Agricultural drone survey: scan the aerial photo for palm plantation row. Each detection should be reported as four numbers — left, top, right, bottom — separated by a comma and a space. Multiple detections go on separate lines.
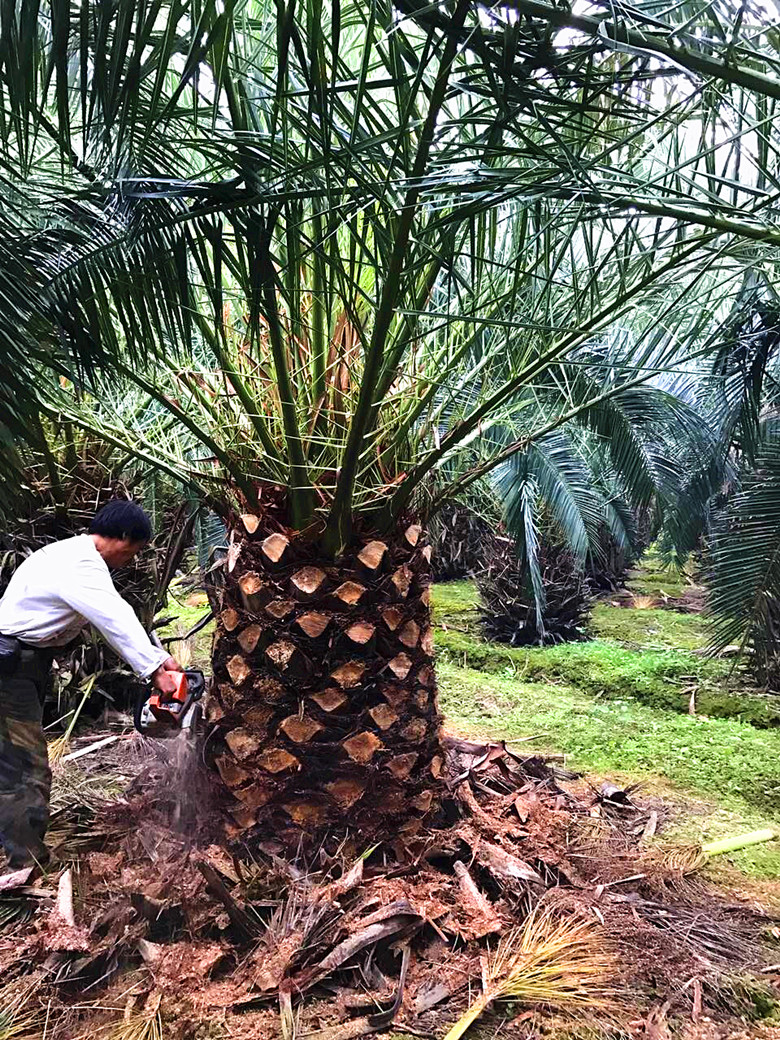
2, 0, 780, 838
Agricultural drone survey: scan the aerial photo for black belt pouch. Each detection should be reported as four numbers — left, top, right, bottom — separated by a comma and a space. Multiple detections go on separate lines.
0, 634, 21, 677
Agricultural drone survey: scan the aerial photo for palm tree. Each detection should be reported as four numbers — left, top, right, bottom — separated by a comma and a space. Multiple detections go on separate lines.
656, 290, 780, 680
474, 340, 710, 640
2, 0, 779, 846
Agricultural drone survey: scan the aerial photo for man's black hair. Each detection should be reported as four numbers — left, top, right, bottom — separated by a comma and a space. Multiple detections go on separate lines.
89, 500, 152, 543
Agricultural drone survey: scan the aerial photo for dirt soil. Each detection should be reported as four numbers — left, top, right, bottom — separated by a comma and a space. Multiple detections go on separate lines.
1, 728, 778, 1040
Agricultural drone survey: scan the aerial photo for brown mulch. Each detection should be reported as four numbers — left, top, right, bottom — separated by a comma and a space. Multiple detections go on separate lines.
0, 731, 778, 1040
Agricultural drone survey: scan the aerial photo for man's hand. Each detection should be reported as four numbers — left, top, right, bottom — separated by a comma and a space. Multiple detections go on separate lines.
151, 656, 183, 695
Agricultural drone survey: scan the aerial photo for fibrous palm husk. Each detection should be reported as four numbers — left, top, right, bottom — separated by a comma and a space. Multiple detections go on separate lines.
478, 535, 591, 646
429, 503, 493, 581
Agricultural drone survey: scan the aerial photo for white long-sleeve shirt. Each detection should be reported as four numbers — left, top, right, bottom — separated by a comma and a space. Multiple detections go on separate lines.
0, 535, 168, 678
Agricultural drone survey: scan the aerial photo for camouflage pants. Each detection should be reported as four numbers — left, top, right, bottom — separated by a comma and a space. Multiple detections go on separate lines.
0, 647, 52, 869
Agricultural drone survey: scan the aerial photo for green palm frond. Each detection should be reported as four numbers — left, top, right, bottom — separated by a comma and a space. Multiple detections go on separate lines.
712, 295, 780, 464
498, 436, 596, 565
707, 438, 780, 677
3, 0, 780, 557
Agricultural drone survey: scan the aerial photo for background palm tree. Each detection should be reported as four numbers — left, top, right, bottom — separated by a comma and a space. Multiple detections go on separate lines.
2, 0, 780, 845
652, 288, 780, 682
472, 341, 708, 641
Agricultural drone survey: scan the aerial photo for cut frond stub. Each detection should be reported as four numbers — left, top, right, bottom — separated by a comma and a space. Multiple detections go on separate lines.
663, 828, 778, 875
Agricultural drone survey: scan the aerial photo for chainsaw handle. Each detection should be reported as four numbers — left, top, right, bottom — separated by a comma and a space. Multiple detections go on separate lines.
134, 670, 206, 735
169, 671, 189, 701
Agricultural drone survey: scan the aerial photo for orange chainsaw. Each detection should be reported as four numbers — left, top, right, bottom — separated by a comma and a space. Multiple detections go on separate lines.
133, 669, 206, 737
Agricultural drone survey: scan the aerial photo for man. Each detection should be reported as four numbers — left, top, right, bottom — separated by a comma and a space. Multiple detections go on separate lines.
0, 500, 181, 871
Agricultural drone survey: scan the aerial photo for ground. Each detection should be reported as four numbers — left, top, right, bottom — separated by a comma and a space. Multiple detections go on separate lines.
3, 552, 779, 1038
432, 560, 780, 883
164, 551, 780, 891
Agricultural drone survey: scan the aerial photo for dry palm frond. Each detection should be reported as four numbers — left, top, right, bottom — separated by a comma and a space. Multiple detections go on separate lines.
442, 908, 617, 1040
48, 674, 98, 766
638, 902, 760, 963
0, 898, 34, 933
0, 980, 44, 1040
46, 780, 114, 860
101, 1010, 164, 1040
663, 828, 778, 874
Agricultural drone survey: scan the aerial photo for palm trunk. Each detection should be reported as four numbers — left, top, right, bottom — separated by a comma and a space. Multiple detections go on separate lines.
206, 513, 445, 849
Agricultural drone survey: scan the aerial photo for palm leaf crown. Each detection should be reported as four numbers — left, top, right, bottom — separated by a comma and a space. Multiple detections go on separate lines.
2, 0, 780, 550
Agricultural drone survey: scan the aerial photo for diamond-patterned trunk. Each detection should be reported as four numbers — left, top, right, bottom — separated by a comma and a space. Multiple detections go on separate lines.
206, 515, 445, 848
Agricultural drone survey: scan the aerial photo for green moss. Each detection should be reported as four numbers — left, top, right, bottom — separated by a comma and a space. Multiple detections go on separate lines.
438, 661, 780, 876
431, 579, 480, 618
719, 976, 780, 1020
431, 579, 481, 633
624, 546, 692, 599
590, 603, 709, 652
435, 629, 780, 729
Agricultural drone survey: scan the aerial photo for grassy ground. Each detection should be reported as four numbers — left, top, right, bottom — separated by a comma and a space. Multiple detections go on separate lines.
437, 660, 780, 879
623, 548, 695, 599
434, 580, 780, 727
432, 573, 780, 884
155, 585, 213, 671
591, 601, 709, 651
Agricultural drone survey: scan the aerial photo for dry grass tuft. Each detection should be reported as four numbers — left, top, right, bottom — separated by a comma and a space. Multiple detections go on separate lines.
630, 594, 658, 610
0, 980, 45, 1040
174, 630, 194, 670
100, 1010, 164, 1040
442, 908, 618, 1040
70, 997, 164, 1040
48, 675, 98, 766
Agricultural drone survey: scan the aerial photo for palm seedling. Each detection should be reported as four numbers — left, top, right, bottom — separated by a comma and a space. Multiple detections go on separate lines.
0, 0, 777, 849
442, 908, 617, 1040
